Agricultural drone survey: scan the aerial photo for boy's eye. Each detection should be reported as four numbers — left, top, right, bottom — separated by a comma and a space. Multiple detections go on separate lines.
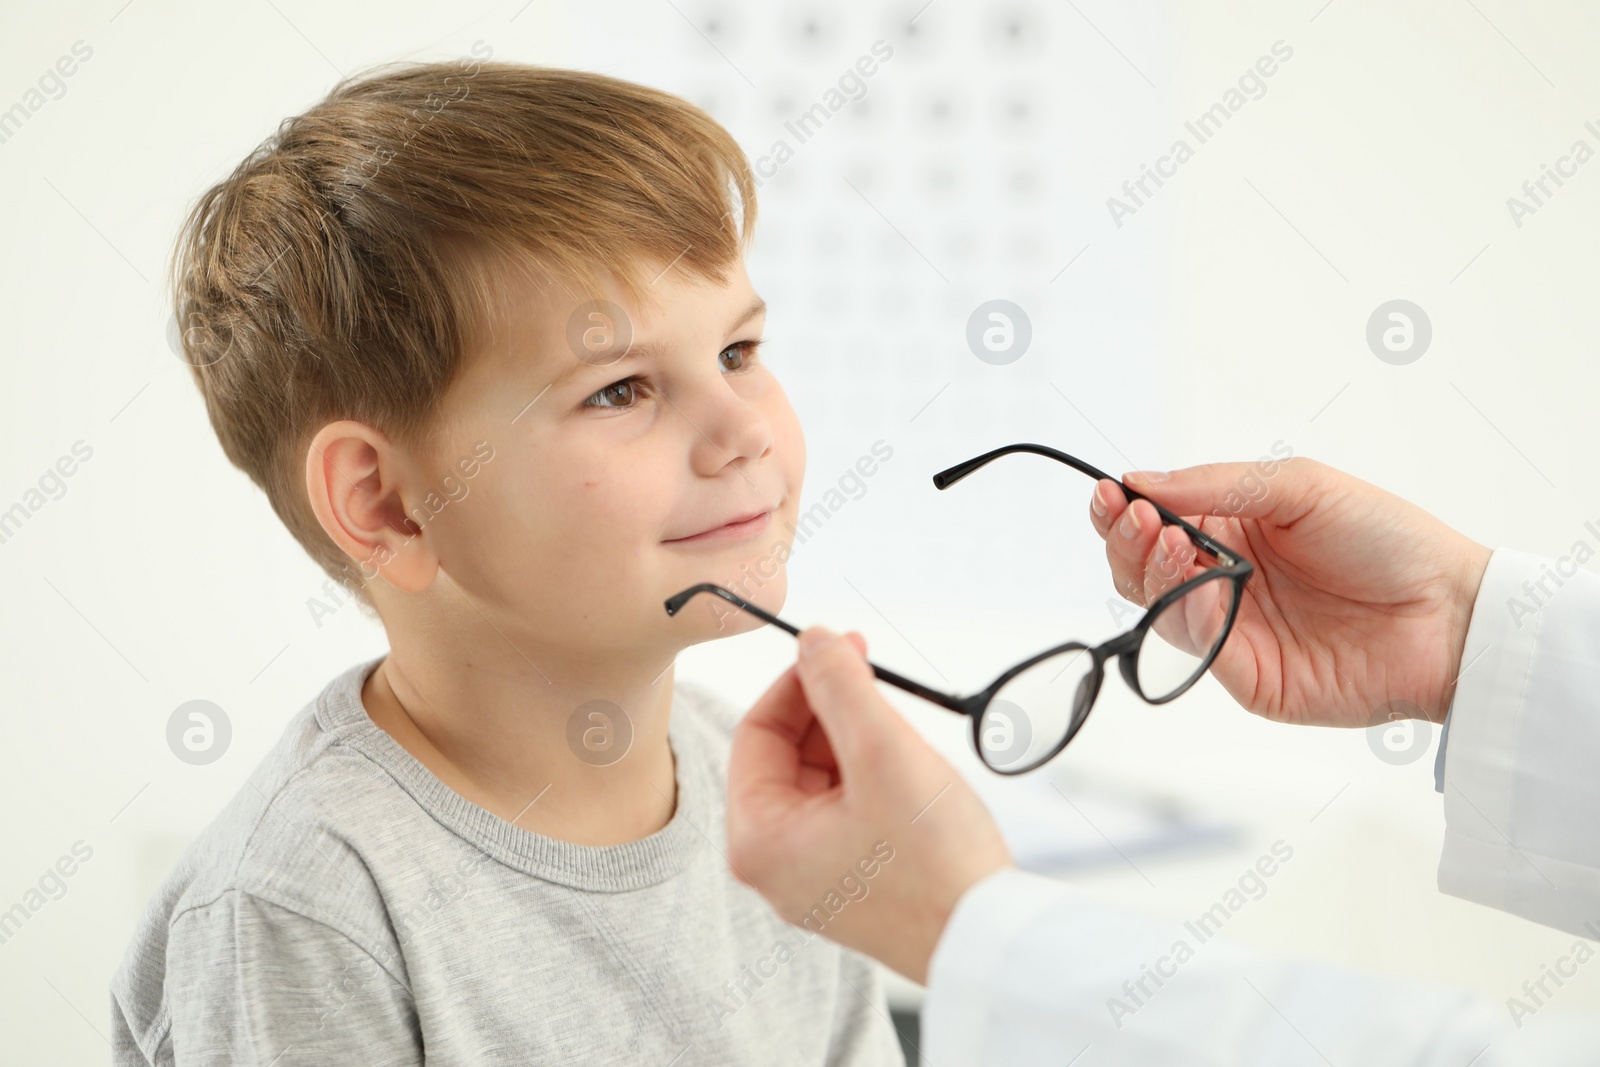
582, 339, 763, 410
719, 339, 761, 372
586, 376, 642, 410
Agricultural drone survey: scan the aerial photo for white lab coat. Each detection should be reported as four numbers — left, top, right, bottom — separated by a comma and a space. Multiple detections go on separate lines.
921, 547, 1600, 1065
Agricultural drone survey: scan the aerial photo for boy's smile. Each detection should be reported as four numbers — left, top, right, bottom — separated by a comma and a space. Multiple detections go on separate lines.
663, 507, 775, 545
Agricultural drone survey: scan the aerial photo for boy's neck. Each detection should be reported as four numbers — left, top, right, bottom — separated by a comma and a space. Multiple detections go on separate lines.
360, 643, 681, 847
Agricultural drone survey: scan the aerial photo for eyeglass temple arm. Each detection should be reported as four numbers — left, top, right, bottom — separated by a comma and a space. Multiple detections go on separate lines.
932, 443, 1249, 570
663, 583, 976, 717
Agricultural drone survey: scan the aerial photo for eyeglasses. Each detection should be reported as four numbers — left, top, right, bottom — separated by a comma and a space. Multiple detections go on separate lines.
664, 443, 1253, 775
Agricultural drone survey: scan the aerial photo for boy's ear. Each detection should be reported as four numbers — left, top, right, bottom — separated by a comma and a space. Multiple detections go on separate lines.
305, 420, 439, 595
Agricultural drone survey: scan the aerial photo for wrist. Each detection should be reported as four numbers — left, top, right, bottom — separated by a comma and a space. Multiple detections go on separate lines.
1437, 540, 1493, 723
894, 858, 1014, 985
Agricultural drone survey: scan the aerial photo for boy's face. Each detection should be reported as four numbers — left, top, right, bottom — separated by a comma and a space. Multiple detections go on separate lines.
410, 254, 805, 656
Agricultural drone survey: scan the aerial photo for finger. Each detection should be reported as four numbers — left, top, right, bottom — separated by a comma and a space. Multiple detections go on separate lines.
1123, 457, 1311, 525
1142, 524, 1202, 602
1089, 478, 1129, 540
797, 714, 838, 774
796, 762, 836, 795
794, 626, 899, 773
794, 632, 864, 776
1105, 497, 1163, 605
728, 662, 810, 805
740, 659, 812, 745
736, 630, 865, 778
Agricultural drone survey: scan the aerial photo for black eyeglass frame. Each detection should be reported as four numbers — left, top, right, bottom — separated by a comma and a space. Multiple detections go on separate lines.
663, 443, 1253, 775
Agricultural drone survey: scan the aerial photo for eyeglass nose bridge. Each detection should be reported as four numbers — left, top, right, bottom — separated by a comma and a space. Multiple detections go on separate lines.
1094, 629, 1147, 701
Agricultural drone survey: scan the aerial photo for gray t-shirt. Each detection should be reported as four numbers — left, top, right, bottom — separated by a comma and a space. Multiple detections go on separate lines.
110, 655, 905, 1066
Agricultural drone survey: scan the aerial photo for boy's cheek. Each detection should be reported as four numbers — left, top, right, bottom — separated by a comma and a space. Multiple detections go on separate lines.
548, 479, 674, 567
767, 396, 807, 496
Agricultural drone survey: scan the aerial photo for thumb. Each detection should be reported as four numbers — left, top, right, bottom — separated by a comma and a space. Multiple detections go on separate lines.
1123, 455, 1314, 524
794, 627, 887, 771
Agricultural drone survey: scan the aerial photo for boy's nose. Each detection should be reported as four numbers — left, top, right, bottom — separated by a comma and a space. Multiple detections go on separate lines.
681, 389, 773, 477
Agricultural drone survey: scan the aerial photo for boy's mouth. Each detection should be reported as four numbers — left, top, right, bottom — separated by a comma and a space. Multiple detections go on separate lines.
663, 505, 776, 545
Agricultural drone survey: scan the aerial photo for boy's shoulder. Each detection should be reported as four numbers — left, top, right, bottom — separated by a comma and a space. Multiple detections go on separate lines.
143, 656, 403, 911
111, 658, 415, 1048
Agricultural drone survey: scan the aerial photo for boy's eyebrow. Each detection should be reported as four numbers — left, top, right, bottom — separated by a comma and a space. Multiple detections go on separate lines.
726, 297, 767, 334
551, 297, 767, 384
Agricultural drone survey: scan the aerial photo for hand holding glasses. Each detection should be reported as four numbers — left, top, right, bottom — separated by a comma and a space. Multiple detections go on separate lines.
665, 443, 1253, 774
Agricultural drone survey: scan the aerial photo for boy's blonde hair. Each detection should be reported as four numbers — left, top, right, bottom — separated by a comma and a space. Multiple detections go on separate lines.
170, 59, 757, 606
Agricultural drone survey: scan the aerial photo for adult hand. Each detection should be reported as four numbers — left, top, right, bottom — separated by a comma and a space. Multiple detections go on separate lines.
1092, 456, 1494, 727
726, 628, 1012, 984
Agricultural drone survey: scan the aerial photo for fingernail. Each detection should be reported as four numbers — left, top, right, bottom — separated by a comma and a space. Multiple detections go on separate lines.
1119, 505, 1142, 540
1125, 470, 1169, 483
800, 628, 838, 659
1091, 483, 1108, 517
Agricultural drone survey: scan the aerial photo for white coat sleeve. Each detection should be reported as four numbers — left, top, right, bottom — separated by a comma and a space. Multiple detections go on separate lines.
1437, 546, 1600, 937
921, 869, 1600, 1066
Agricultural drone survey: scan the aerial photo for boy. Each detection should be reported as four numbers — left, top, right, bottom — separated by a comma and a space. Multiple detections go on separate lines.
110, 56, 905, 1066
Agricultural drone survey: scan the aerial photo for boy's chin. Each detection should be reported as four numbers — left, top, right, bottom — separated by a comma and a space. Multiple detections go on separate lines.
703, 611, 767, 640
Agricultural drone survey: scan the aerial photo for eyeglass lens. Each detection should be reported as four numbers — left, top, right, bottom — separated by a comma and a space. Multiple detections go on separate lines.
977, 647, 1095, 772
1138, 568, 1236, 701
